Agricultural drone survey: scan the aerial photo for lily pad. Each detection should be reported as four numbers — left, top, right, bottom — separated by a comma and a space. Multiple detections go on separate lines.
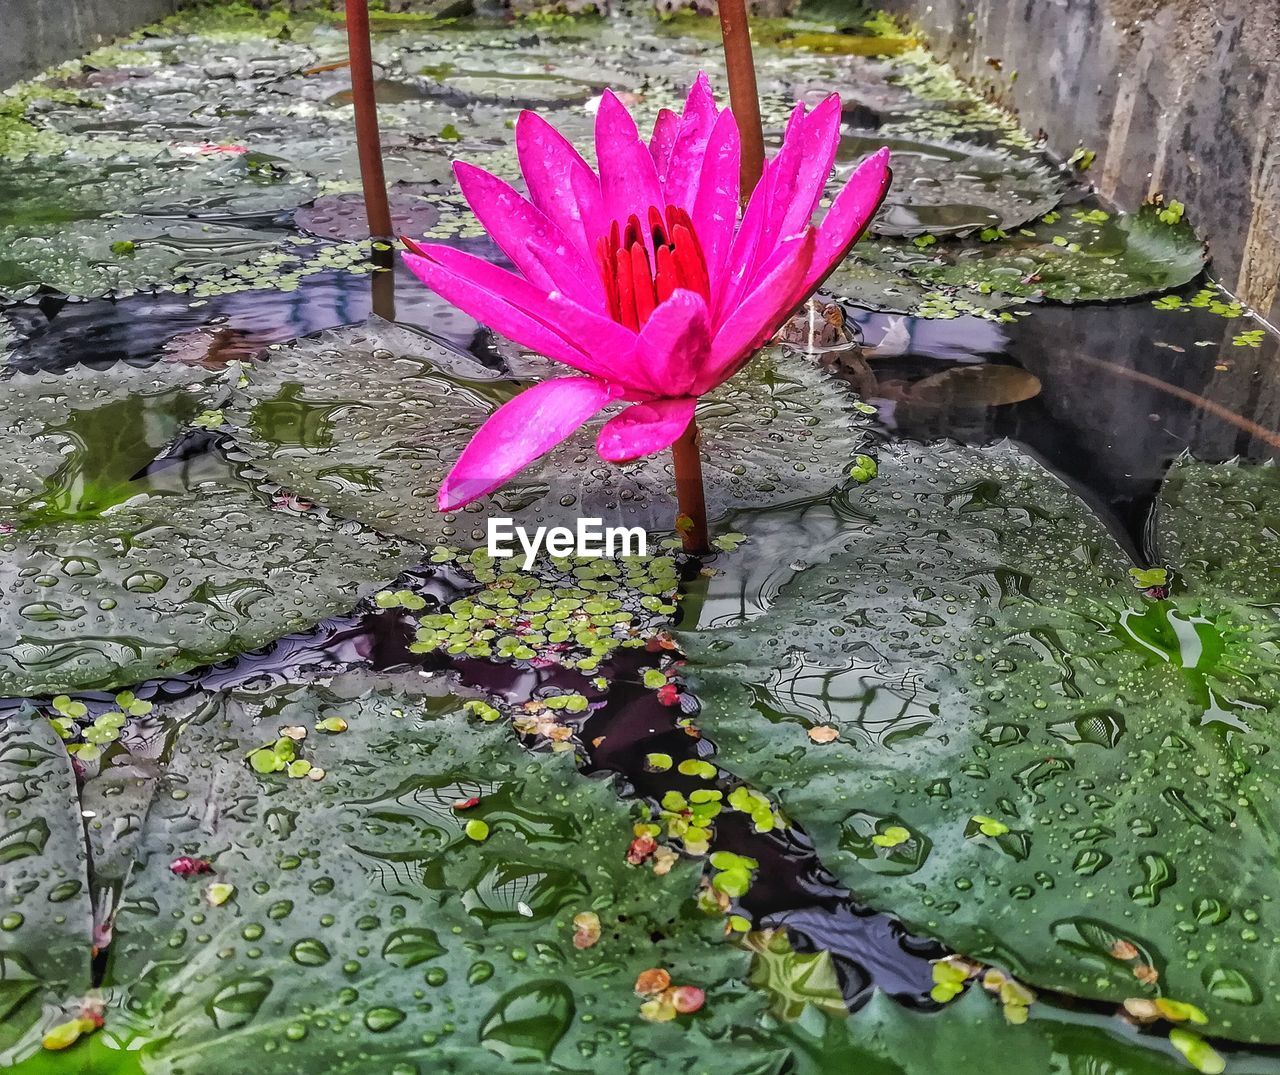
0, 714, 92, 1060
62, 683, 769, 1072
417, 51, 623, 109
0, 363, 414, 695
895, 204, 1207, 303
835, 133, 1067, 238
822, 255, 1023, 319
8, 681, 1276, 1073
294, 185, 441, 242
0, 151, 316, 300
682, 443, 1280, 1043
225, 321, 878, 547
0, 219, 293, 302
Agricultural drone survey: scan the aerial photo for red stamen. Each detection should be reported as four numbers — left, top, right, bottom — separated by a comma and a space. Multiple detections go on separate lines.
614, 244, 639, 331
596, 235, 620, 321
654, 244, 679, 304
596, 204, 712, 327
648, 205, 668, 248
630, 242, 656, 324
671, 224, 710, 301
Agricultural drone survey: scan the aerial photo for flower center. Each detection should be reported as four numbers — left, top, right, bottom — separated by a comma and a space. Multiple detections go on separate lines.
595, 205, 711, 330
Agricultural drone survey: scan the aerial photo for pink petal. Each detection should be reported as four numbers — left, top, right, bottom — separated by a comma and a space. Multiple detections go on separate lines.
711, 105, 807, 321
689, 108, 741, 292
595, 90, 665, 239
539, 290, 666, 397
596, 397, 697, 463
403, 247, 617, 383
761, 102, 808, 235
713, 174, 771, 322
439, 377, 621, 510
650, 108, 680, 183
664, 73, 720, 210
684, 72, 717, 125
454, 162, 605, 312
776, 94, 842, 238
801, 146, 892, 293
635, 289, 712, 397
516, 111, 606, 263
704, 229, 817, 390
714, 112, 859, 324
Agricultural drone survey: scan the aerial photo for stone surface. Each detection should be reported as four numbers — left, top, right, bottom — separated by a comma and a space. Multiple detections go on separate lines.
0, 0, 181, 88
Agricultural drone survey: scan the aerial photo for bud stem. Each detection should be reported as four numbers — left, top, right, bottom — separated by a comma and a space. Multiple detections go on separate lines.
344, 0, 393, 239
717, 0, 765, 199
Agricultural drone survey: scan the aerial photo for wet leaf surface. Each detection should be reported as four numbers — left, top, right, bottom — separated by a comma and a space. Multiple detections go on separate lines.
0, 714, 91, 1060
0, 4, 1277, 1073
0, 363, 415, 695
887, 204, 1207, 303
682, 445, 1280, 1042
55, 682, 772, 1072
225, 321, 879, 544
837, 133, 1067, 238
294, 185, 440, 242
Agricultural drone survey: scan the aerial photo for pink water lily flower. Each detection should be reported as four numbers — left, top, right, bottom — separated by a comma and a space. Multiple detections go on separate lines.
404, 73, 891, 511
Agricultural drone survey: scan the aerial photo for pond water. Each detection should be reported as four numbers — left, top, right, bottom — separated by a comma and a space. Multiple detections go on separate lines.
1, 4, 1278, 1073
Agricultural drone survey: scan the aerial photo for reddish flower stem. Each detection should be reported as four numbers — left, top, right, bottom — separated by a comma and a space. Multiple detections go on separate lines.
672, 418, 710, 554
717, 0, 765, 199
668, 0, 764, 552
667, 0, 765, 554
344, 0, 393, 238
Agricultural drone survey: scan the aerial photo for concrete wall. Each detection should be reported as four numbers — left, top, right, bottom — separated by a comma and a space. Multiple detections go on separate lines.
881, 0, 1280, 325
0, 0, 181, 88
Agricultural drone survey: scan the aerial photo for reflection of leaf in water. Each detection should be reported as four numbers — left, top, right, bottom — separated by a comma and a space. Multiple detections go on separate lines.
479, 980, 575, 1064
461, 862, 588, 928
751, 650, 937, 750
746, 930, 847, 1021
684, 445, 1280, 1042
19, 397, 196, 523
902, 364, 1041, 408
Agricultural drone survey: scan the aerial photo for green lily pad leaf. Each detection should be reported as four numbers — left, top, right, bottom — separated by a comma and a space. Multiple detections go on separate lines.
1159, 458, 1280, 602
682, 442, 1280, 1043
65, 683, 769, 1072
0, 219, 292, 302
227, 321, 878, 546
0, 363, 415, 695
294, 184, 440, 243
822, 255, 1023, 317
0, 154, 317, 300
835, 133, 1068, 238
888, 203, 1206, 303
0, 714, 92, 1058
418, 48, 627, 109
